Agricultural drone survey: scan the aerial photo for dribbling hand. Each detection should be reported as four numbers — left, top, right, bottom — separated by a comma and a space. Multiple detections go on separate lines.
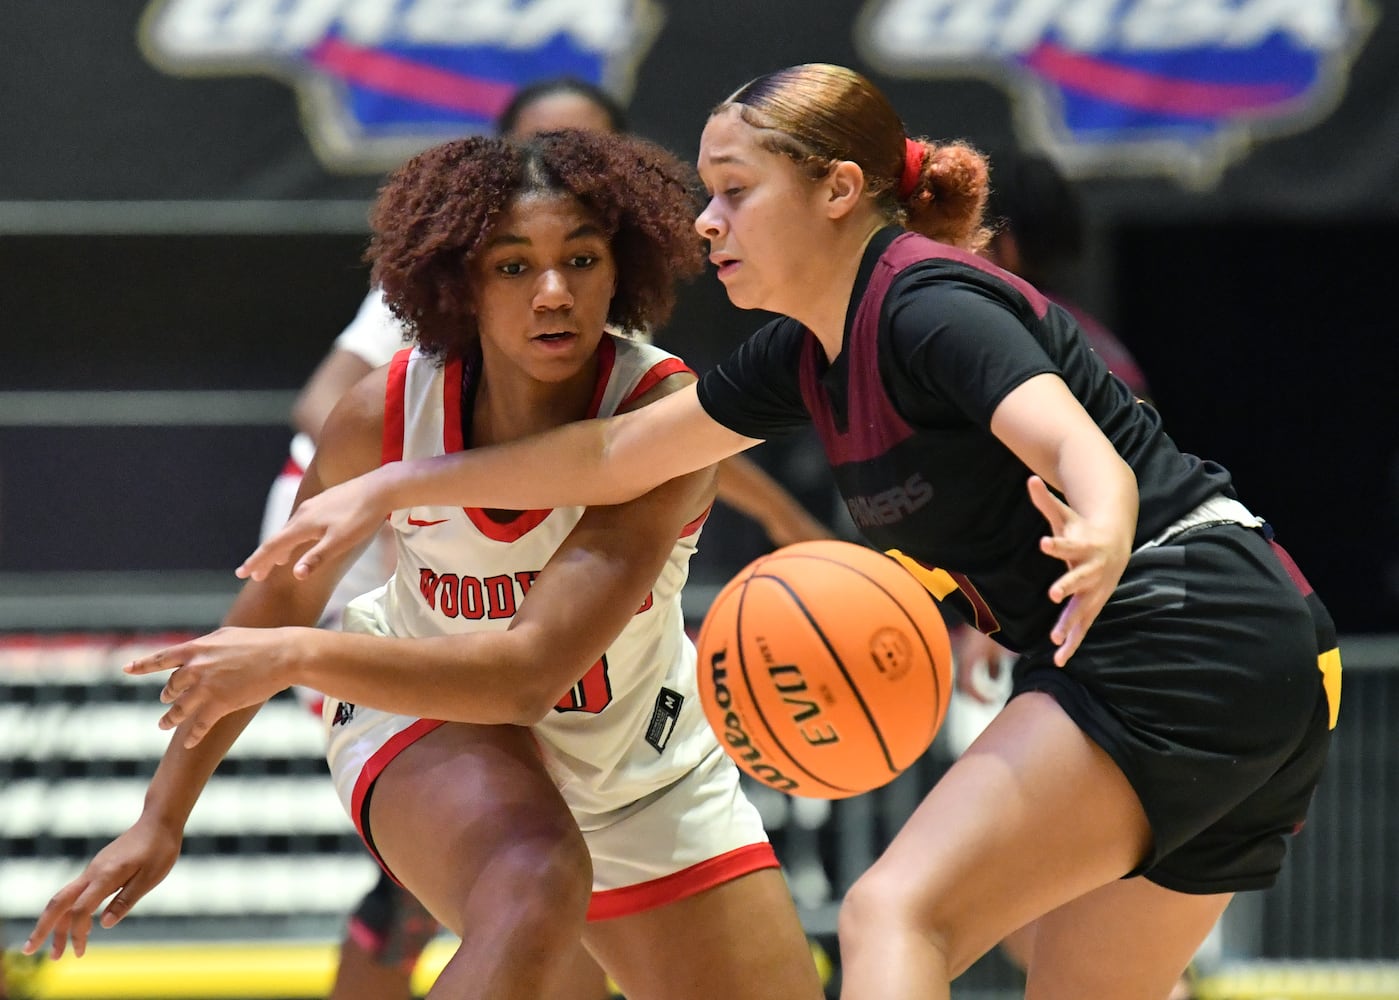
1027, 475, 1130, 667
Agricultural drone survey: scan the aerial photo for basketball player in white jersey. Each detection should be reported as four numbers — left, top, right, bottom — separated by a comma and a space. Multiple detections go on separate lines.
26, 130, 823, 1000
257, 77, 831, 1000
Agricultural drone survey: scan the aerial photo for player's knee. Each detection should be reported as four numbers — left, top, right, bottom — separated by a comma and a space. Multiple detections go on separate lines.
839, 865, 958, 973
496, 823, 593, 919
442, 811, 591, 946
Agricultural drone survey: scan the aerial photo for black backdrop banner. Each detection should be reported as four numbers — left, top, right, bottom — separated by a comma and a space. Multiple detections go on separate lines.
1, 1, 1395, 633
3, 0, 1397, 219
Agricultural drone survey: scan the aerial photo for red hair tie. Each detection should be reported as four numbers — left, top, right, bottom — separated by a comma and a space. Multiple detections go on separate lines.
898, 137, 924, 198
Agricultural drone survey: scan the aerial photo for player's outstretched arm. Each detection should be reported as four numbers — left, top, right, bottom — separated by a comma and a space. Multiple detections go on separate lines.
240, 381, 757, 583
25, 376, 381, 960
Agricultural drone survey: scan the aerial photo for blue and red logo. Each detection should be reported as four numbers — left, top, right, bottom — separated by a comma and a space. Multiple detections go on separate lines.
857, 0, 1376, 184
140, 0, 661, 172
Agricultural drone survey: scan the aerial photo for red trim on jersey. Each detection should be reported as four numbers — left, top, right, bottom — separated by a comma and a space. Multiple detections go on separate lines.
441, 355, 465, 453
586, 842, 779, 921
280, 456, 304, 477
349, 717, 446, 884
679, 504, 711, 539
464, 505, 553, 541
618, 357, 693, 410
382, 349, 413, 465
586, 336, 618, 417
454, 340, 625, 542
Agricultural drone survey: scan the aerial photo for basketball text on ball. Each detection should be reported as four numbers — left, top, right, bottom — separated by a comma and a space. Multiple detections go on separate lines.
707, 646, 800, 793
767, 663, 840, 746
695, 539, 954, 798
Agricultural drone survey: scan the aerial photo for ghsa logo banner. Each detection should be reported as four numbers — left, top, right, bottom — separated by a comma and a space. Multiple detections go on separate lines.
140, 0, 662, 173
857, 0, 1376, 186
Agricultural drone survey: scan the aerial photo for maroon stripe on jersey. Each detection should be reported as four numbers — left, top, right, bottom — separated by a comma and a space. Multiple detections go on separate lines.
381, 348, 413, 465
1268, 539, 1315, 597
799, 238, 921, 464
900, 232, 1051, 319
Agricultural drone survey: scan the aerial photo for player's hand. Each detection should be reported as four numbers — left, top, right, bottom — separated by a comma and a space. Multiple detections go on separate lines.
950, 626, 1015, 704
126, 628, 305, 748
1027, 475, 1130, 667
23, 819, 181, 960
238, 471, 392, 582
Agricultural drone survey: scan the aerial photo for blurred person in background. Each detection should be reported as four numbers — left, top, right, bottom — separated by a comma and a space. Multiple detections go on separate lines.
261, 76, 830, 1000
26, 128, 824, 1000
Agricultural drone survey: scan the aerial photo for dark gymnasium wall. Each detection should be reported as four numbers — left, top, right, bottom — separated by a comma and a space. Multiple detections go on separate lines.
1, 0, 1395, 632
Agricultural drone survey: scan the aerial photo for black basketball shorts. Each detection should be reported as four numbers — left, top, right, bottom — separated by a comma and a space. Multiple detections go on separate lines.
1012, 522, 1335, 894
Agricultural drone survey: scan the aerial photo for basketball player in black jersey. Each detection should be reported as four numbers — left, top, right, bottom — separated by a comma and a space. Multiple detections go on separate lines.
242, 63, 1337, 1000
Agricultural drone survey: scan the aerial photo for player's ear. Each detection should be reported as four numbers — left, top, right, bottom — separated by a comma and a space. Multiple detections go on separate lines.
824, 161, 866, 220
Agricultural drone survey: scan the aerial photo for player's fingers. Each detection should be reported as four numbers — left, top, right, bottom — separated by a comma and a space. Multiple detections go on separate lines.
99, 873, 158, 929
1050, 603, 1084, 665
1038, 534, 1091, 566
1046, 562, 1098, 604
1027, 476, 1071, 533
157, 698, 188, 731
292, 537, 336, 579
125, 646, 182, 677
44, 880, 108, 960
181, 716, 214, 750
236, 530, 309, 581
159, 663, 203, 705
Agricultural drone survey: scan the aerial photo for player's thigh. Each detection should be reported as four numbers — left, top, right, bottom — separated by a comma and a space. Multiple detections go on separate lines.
1026, 876, 1231, 1000
583, 868, 823, 1000
842, 691, 1153, 977
365, 722, 591, 937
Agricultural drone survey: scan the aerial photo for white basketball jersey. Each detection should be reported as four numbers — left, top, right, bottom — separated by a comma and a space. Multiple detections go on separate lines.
342, 335, 716, 823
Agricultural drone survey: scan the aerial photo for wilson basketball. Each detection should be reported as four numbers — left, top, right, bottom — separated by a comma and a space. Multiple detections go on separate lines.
695, 540, 952, 799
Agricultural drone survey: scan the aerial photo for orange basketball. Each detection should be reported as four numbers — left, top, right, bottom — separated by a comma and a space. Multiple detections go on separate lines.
695, 540, 952, 799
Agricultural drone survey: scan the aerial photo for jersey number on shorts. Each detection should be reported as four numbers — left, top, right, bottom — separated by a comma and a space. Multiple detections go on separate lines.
554, 654, 613, 714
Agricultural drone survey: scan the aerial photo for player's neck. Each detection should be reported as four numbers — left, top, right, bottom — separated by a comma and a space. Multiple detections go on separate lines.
470, 363, 599, 448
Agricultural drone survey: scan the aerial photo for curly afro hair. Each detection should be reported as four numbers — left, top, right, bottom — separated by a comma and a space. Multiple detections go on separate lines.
367, 129, 706, 360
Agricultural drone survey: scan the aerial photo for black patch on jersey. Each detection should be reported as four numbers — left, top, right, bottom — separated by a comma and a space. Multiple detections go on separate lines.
332, 701, 356, 727
645, 687, 683, 753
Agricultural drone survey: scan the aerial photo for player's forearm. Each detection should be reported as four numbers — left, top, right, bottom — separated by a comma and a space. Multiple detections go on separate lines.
292, 628, 566, 725
372, 414, 657, 513
140, 705, 262, 827
1056, 433, 1138, 546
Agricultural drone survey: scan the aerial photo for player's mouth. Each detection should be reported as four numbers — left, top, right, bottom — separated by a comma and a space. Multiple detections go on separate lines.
531, 330, 579, 349
710, 254, 741, 279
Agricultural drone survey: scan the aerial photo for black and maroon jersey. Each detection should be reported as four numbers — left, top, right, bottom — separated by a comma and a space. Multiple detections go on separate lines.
697, 227, 1232, 651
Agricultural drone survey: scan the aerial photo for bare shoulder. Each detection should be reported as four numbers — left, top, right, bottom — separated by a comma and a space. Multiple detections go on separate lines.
313, 364, 390, 487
